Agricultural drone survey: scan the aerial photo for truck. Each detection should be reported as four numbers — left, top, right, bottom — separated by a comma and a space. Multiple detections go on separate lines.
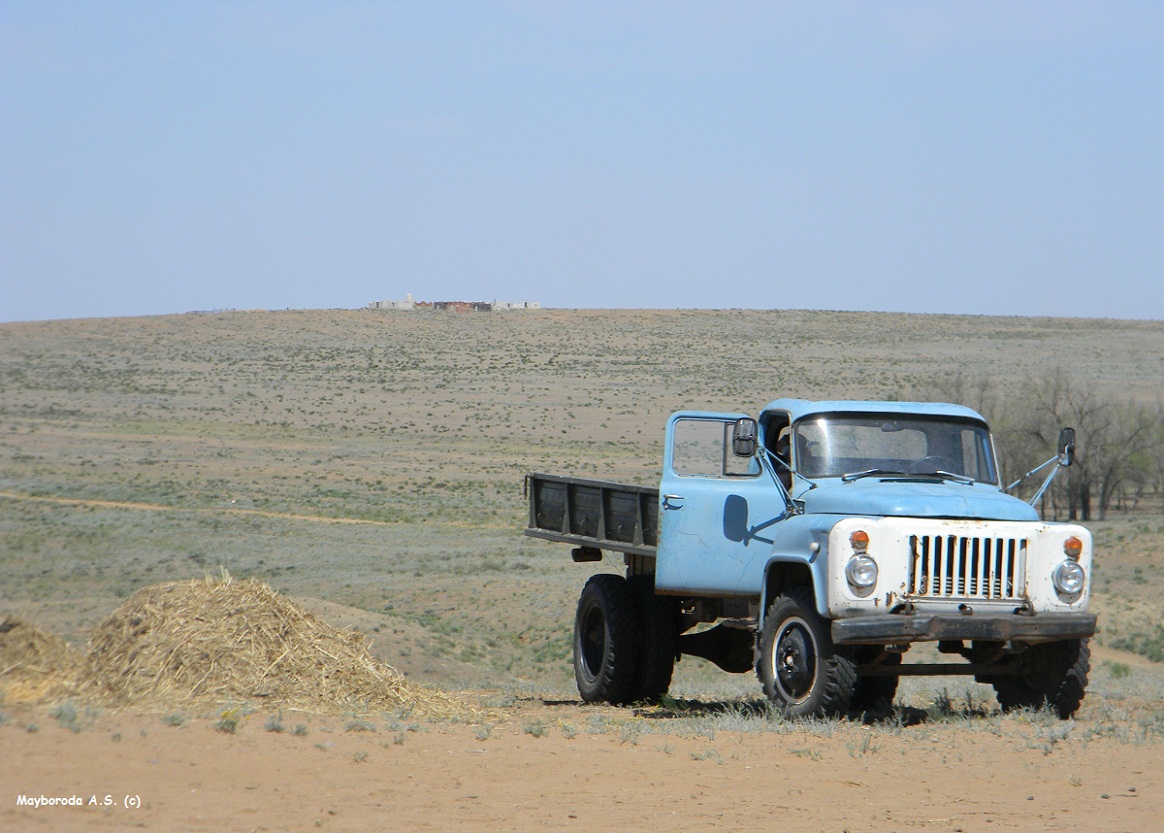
524, 399, 1095, 719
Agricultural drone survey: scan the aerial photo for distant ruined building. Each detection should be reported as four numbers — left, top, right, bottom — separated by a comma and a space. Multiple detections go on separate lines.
367, 294, 541, 312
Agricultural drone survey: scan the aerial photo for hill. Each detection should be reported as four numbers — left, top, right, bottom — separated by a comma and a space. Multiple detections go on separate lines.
2, 308, 1162, 695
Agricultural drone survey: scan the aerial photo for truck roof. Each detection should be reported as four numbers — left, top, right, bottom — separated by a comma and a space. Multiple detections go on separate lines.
760, 398, 988, 424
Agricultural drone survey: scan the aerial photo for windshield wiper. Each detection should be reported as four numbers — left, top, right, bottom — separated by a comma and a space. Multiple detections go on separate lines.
921, 469, 976, 484
841, 468, 908, 482
841, 468, 975, 484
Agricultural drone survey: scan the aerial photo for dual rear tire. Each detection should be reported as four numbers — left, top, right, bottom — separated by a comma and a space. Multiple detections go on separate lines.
990, 639, 1090, 719
573, 574, 677, 705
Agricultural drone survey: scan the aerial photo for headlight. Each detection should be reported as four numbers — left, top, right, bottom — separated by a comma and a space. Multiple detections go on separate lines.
1053, 560, 1085, 595
846, 554, 878, 590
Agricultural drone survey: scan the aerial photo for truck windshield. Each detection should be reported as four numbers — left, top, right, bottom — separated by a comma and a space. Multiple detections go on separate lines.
792, 413, 998, 484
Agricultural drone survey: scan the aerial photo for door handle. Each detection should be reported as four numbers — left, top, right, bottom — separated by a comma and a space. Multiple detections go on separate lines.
662, 494, 685, 510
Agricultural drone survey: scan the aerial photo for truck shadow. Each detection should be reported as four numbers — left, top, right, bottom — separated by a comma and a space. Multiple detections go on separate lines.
536, 696, 997, 726
626, 697, 991, 727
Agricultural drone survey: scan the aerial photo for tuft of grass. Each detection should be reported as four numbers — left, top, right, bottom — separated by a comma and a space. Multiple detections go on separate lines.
690, 746, 722, 762
845, 731, 880, 757
161, 712, 186, 727
789, 747, 822, 760
1106, 660, 1132, 679
616, 720, 644, 746
264, 714, 284, 733
214, 708, 241, 734
292, 723, 309, 737
1108, 625, 1164, 662
49, 702, 96, 734
1025, 722, 1074, 755
586, 714, 612, 735
924, 687, 991, 723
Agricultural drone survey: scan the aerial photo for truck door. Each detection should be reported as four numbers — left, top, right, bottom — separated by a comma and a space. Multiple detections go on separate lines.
655, 412, 789, 595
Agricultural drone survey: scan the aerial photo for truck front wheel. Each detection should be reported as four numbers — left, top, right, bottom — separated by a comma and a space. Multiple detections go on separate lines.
991, 638, 1090, 719
757, 588, 857, 718
574, 574, 640, 705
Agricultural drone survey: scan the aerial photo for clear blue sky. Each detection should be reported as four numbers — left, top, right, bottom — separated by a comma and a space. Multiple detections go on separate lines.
2, 2, 1162, 322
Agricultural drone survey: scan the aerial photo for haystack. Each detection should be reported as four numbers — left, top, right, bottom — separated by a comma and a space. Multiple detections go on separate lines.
0, 615, 86, 704
84, 573, 461, 717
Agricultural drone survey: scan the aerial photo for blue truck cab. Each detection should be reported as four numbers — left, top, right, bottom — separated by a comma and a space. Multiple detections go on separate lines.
525, 399, 1094, 718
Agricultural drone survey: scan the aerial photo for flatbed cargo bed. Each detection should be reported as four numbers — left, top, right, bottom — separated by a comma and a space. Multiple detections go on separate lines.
523, 472, 658, 557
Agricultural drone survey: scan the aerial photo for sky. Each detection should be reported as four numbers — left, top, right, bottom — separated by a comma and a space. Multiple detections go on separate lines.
2, 1, 1162, 323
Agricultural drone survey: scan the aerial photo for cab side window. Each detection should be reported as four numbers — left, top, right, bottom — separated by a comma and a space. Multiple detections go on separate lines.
764, 415, 792, 491
672, 418, 760, 477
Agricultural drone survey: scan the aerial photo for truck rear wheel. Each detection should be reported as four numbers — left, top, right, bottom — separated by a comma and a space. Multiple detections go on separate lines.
991, 638, 1090, 719
628, 575, 678, 702
757, 588, 856, 718
573, 574, 640, 705
850, 648, 900, 718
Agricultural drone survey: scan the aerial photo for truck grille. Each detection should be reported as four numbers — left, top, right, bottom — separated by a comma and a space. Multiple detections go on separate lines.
907, 534, 1027, 600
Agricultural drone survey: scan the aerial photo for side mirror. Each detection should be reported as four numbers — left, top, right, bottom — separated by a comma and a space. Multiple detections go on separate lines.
1058, 427, 1076, 466
732, 418, 758, 457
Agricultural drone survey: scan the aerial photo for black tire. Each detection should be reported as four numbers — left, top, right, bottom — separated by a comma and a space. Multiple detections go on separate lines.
992, 639, 1090, 720
628, 575, 678, 702
757, 587, 857, 718
850, 648, 900, 718
573, 574, 640, 705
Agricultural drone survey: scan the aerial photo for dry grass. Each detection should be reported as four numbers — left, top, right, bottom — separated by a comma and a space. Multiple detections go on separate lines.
0, 615, 86, 704
3, 574, 469, 719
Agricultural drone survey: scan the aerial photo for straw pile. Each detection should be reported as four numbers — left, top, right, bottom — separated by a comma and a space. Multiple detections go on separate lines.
0, 615, 86, 704
82, 573, 463, 717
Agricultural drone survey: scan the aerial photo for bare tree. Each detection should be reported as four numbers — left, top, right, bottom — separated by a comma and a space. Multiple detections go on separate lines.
913, 369, 1164, 521
1029, 371, 1101, 520
917, 370, 1002, 424
1030, 371, 1164, 521
1092, 399, 1163, 519
1155, 416, 1164, 515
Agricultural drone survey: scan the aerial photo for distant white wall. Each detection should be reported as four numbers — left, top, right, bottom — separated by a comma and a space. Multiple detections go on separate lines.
492, 300, 542, 311
370, 294, 541, 311
368, 293, 415, 310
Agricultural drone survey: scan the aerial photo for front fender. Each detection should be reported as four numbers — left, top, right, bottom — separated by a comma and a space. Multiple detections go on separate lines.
759, 516, 840, 624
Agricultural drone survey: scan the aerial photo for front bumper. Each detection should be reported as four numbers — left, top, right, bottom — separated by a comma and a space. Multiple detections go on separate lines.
831, 611, 1097, 645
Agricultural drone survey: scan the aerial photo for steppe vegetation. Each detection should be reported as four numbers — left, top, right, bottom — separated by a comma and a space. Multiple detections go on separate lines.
2, 307, 1163, 708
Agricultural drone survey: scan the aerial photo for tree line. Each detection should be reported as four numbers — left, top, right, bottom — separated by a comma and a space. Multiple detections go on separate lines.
919, 370, 1164, 522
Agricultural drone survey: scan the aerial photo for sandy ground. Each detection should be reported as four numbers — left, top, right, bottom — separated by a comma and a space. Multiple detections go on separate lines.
2, 697, 1160, 833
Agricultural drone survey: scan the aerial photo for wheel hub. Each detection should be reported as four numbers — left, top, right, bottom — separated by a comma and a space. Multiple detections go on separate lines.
774, 620, 816, 702
580, 608, 606, 678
